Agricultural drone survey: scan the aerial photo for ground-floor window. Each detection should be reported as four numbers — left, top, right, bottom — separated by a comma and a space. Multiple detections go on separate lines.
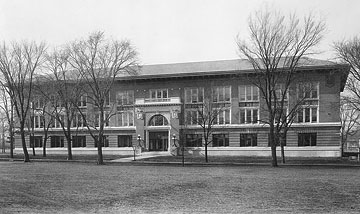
298, 133, 317, 146
30, 136, 42, 147
94, 135, 109, 147
118, 135, 132, 147
240, 133, 257, 147
51, 136, 64, 148
72, 136, 86, 147
268, 133, 287, 147
185, 134, 202, 147
212, 134, 229, 147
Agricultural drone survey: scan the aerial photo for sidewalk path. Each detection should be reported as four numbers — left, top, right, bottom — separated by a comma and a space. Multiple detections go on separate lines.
110, 151, 171, 162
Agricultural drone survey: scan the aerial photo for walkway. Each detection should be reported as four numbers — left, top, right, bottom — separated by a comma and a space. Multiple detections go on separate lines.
110, 151, 170, 162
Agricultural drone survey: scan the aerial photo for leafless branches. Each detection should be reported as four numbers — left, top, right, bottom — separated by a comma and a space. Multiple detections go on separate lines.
236, 8, 325, 166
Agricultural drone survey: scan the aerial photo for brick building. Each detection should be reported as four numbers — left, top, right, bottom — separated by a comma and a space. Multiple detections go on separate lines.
14, 58, 349, 157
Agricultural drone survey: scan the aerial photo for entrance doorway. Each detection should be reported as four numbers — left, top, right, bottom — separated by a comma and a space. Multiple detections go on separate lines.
149, 131, 168, 151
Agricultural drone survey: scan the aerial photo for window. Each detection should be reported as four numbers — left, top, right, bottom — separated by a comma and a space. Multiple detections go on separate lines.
239, 85, 259, 102
150, 89, 168, 101
95, 113, 110, 127
78, 95, 87, 107
32, 115, 45, 128
117, 111, 134, 126
299, 82, 318, 99
105, 92, 110, 106
239, 85, 259, 124
298, 133, 317, 146
212, 134, 229, 147
213, 108, 231, 125
185, 134, 202, 147
212, 86, 231, 103
185, 88, 204, 103
30, 136, 42, 148
50, 136, 64, 147
185, 110, 200, 125
94, 135, 109, 147
118, 135, 132, 147
55, 115, 64, 128
73, 113, 86, 128
297, 82, 319, 123
72, 136, 86, 147
148, 115, 168, 126
240, 133, 257, 147
116, 90, 134, 106
268, 133, 286, 147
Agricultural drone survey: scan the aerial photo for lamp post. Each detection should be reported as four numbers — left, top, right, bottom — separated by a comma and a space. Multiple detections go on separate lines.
132, 134, 142, 161
172, 134, 184, 167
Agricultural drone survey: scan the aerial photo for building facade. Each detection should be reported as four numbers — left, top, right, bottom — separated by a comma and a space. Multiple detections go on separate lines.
14, 58, 349, 157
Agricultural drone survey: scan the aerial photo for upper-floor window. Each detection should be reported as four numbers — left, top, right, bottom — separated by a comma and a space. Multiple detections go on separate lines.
213, 108, 231, 125
78, 95, 87, 107
150, 89, 168, 101
116, 90, 134, 106
148, 114, 168, 126
117, 111, 134, 127
239, 85, 259, 103
212, 86, 231, 103
32, 99, 44, 110
185, 88, 204, 103
297, 82, 319, 123
95, 112, 109, 127
73, 113, 86, 128
105, 92, 110, 106
239, 85, 259, 124
298, 82, 318, 99
32, 115, 44, 128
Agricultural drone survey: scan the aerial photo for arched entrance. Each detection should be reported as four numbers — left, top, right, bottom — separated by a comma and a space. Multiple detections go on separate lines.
148, 114, 169, 151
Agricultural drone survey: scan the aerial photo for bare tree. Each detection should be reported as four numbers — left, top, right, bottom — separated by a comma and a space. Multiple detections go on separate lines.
237, 9, 325, 167
334, 37, 360, 111
340, 97, 359, 156
183, 87, 228, 163
43, 50, 84, 160
0, 41, 46, 162
0, 86, 14, 157
66, 32, 139, 165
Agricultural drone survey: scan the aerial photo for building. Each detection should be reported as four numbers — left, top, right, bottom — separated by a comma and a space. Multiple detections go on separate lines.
14, 58, 349, 157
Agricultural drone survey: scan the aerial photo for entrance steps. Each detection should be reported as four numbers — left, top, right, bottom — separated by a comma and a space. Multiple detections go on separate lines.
110, 151, 170, 162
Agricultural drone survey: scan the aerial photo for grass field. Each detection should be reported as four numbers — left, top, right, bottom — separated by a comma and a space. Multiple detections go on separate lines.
1, 162, 360, 213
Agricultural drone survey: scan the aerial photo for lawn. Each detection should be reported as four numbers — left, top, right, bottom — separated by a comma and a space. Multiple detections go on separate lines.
1, 162, 360, 213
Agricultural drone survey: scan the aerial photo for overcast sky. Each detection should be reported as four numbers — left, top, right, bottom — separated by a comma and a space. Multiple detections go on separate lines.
0, 0, 359, 65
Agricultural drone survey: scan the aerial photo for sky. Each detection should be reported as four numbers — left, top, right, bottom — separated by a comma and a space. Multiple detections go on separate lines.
0, 0, 359, 65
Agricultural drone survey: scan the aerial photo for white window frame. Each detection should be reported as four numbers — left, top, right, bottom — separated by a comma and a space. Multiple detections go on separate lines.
239, 85, 260, 124
212, 86, 231, 103
185, 87, 204, 104
297, 82, 319, 123
150, 89, 168, 101
117, 111, 134, 127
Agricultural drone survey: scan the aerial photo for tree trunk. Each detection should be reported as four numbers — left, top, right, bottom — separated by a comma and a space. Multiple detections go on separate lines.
97, 137, 104, 165
66, 126, 72, 160
269, 126, 278, 167
205, 142, 208, 163
281, 144, 285, 164
32, 136, 35, 156
20, 126, 30, 162
43, 136, 47, 157
9, 129, 14, 158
